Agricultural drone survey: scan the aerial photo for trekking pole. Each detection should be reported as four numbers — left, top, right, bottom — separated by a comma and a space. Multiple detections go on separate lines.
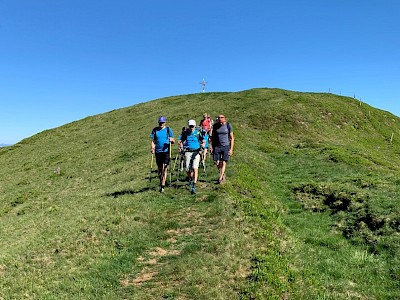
172, 151, 179, 187
149, 153, 154, 183
169, 142, 172, 186
201, 150, 207, 181
172, 152, 179, 175
177, 151, 183, 183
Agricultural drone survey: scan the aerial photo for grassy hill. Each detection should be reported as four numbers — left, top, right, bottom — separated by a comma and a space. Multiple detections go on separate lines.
1, 88, 400, 299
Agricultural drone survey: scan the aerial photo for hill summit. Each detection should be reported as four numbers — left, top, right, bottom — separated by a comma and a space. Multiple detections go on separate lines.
1, 88, 400, 299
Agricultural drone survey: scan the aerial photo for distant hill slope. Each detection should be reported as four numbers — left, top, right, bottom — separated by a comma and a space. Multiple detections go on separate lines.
4, 88, 400, 171
1, 88, 400, 299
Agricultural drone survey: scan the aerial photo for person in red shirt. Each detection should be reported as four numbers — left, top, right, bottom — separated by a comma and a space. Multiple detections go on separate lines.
200, 113, 213, 135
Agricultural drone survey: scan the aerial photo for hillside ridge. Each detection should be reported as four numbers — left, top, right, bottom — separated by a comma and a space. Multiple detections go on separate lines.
1, 88, 400, 299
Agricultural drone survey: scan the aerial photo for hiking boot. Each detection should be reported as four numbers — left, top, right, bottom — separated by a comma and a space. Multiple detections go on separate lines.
191, 187, 196, 194
159, 187, 165, 193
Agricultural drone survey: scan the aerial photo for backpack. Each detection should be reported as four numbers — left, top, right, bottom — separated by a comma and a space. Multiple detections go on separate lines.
226, 122, 232, 135
182, 128, 203, 150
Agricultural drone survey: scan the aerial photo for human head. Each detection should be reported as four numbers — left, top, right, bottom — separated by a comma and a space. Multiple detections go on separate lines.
217, 114, 226, 124
158, 116, 166, 127
188, 119, 196, 129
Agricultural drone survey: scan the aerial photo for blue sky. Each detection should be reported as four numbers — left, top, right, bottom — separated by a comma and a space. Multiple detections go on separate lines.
1, 0, 399, 144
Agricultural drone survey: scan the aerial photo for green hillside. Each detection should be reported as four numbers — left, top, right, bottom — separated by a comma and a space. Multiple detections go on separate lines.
1, 88, 400, 299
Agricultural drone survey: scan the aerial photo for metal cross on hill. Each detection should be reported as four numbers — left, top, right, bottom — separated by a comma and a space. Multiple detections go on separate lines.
200, 78, 208, 93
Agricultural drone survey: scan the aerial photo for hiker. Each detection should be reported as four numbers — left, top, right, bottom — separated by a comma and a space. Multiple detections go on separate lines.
210, 114, 234, 184
179, 119, 205, 194
199, 113, 213, 135
200, 128, 210, 170
177, 126, 187, 172
150, 116, 175, 192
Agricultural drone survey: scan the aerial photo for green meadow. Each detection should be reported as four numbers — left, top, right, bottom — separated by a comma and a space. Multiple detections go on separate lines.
1, 88, 399, 299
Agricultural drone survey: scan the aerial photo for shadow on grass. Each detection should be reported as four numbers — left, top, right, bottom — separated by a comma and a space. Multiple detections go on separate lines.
105, 183, 192, 198
106, 176, 219, 198
105, 187, 153, 198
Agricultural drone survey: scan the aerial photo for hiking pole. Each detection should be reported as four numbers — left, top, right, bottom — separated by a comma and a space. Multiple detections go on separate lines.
172, 152, 179, 175
177, 147, 186, 183
169, 142, 172, 186
203, 166, 208, 184
176, 150, 183, 183
202, 160, 207, 179
201, 150, 207, 181
172, 151, 179, 188
149, 153, 154, 183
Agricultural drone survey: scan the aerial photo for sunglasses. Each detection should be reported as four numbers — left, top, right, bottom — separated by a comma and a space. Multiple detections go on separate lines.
218, 116, 225, 119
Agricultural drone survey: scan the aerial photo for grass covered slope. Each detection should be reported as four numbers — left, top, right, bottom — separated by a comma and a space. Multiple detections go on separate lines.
1, 88, 400, 299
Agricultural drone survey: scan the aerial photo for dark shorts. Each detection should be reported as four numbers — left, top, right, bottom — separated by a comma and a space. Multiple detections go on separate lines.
155, 152, 170, 167
213, 145, 229, 162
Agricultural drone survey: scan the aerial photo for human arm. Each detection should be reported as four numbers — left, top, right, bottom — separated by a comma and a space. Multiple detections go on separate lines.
199, 133, 206, 149
168, 127, 175, 144
178, 131, 187, 151
228, 132, 234, 156
200, 139, 206, 149
209, 129, 215, 154
151, 140, 155, 154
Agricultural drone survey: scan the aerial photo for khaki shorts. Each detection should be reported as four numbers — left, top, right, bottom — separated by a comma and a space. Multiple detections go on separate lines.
185, 151, 200, 171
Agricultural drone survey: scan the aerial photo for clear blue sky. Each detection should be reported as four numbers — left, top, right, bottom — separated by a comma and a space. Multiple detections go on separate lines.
1, 0, 399, 144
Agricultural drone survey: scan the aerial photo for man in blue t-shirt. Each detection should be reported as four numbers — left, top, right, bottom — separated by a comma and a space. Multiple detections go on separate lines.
179, 119, 205, 194
150, 116, 175, 192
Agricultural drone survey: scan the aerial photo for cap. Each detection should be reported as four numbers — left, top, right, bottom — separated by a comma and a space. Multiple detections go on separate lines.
188, 119, 196, 126
158, 116, 166, 123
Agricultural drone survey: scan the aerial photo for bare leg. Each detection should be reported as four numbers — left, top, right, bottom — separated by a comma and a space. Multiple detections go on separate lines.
186, 169, 192, 182
158, 166, 162, 183
217, 160, 226, 183
180, 155, 184, 172
161, 164, 168, 186
202, 149, 207, 166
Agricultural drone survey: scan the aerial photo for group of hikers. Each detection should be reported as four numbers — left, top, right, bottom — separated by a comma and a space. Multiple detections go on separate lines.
150, 113, 234, 194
